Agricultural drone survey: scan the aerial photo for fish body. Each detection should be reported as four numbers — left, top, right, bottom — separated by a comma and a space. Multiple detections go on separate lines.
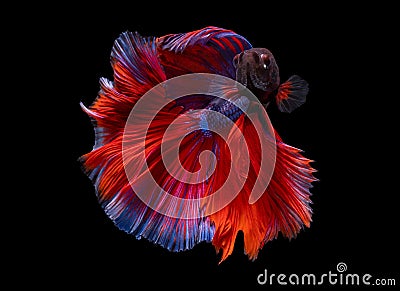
80, 27, 316, 262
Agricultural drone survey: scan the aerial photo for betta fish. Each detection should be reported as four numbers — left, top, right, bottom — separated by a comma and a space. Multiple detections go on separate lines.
80, 26, 317, 263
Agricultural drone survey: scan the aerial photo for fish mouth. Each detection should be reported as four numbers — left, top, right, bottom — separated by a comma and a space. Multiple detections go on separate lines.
236, 65, 270, 91
248, 70, 270, 91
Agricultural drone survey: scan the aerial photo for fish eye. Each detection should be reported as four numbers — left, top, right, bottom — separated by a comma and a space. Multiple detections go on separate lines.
261, 54, 270, 69
263, 59, 271, 70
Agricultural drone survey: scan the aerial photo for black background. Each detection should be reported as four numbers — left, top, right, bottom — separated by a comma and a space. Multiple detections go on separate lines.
32, 3, 398, 289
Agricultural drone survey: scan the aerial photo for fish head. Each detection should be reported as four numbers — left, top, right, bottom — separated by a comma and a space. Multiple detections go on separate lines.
233, 48, 280, 96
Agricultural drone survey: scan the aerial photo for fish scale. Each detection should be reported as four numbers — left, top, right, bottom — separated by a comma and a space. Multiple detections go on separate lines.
199, 96, 249, 137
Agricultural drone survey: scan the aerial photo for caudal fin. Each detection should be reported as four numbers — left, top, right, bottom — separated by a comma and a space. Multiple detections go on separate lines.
80, 32, 218, 252
211, 121, 316, 262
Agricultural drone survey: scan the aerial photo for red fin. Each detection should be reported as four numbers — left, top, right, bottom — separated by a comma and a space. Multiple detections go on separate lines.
276, 75, 309, 113
111, 32, 166, 98
156, 26, 252, 79
81, 32, 166, 147
81, 96, 222, 252
80, 32, 218, 251
211, 114, 316, 263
